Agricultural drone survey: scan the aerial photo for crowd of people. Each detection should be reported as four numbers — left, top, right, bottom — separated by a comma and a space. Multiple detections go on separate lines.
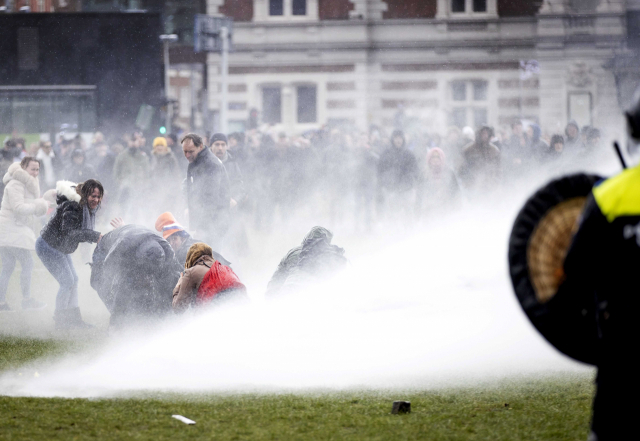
0, 118, 602, 327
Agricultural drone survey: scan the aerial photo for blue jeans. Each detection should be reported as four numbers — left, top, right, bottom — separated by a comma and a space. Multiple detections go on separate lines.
35, 237, 79, 311
0, 247, 33, 303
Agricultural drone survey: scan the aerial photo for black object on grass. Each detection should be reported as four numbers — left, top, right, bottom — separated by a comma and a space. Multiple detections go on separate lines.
391, 401, 411, 414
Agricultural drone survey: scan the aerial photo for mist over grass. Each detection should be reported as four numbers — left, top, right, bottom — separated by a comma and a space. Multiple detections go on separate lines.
0, 149, 622, 399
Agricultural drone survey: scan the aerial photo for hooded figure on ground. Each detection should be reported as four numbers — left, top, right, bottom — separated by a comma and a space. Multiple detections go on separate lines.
155, 212, 230, 270
172, 242, 246, 312
90, 224, 180, 326
37, 179, 109, 329
0, 158, 49, 311
265, 226, 347, 297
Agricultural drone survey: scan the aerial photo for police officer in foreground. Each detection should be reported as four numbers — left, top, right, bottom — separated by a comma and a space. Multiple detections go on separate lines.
557, 97, 640, 440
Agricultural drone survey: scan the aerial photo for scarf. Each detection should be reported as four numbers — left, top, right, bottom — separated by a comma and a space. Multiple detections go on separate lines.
82, 204, 97, 230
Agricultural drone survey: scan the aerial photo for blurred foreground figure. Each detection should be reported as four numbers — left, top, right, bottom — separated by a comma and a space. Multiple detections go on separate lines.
154, 212, 230, 269
508, 96, 640, 441
557, 101, 640, 441
90, 225, 180, 327
172, 242, 246, 312
266, 226, 347, 297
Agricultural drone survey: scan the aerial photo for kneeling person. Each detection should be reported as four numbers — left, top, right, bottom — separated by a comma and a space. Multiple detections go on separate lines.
173, 242, 246, 312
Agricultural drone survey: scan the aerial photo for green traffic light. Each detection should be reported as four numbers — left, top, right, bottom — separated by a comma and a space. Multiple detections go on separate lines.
159, 126, 167, 134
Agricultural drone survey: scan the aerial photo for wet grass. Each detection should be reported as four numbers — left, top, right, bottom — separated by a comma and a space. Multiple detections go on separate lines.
0, 336, 595, 440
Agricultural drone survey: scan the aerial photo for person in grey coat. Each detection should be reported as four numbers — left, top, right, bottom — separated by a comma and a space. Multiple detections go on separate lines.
181, 133, 231, 253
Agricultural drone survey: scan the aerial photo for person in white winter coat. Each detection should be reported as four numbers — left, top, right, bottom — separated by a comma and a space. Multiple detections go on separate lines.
0, 157, 50, 311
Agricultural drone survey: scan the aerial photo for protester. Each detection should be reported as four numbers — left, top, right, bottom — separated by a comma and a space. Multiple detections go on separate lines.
525, 124, 550, 162
36, 141, 57, 190
36, 179, 117, 329
172, 242, 245, 312
0, 158, 49, 311
154, 211, 230, 269
458, 126, 501, 191
564, 120, 583, 153
182, 133, 231, 252
150, 137, 180, 213
377, 130, 419, 222
113, 133, 150, 223
416, 148, 460, 217
265, 226, 347, 297
66, 149, 96, 183
91, 224, 179, 326
210, 133, 249, 257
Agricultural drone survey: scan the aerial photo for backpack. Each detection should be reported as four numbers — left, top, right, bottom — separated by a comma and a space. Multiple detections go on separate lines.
196, 261, 246, 305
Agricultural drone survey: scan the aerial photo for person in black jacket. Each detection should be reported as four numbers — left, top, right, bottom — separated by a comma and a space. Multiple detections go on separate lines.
90, 224, 180, 327
181, 133, 231, 253
36, 179, 119, 329
377, 130, 419, 223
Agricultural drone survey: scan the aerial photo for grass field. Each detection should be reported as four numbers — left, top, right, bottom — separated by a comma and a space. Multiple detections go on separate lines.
0, 336, 595, 441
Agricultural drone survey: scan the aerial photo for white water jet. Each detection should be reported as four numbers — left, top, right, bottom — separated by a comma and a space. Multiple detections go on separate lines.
0, 188, 595, 398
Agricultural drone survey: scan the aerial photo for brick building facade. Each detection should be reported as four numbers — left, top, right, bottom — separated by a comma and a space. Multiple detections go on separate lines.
202, 0, 632, 139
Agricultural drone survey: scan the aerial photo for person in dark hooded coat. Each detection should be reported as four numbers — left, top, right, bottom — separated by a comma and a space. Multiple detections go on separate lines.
266, 226, 347, 297
564, 120, 584, 154
525, 123, 550, 162
458, 125, 501, 191
90, 224, 181, 326
377, 130, 419, 221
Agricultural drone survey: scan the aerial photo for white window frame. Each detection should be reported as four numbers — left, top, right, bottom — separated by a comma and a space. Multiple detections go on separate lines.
254, 0, 318, 21
436, 0, 497, 19
449, 80, 489, 128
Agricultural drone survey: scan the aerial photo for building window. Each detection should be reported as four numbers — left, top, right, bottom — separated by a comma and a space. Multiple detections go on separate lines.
262, 0, 312, 19
451, 0, 465, 13
269, 0, 284, 16
444, 0, 495, 16
473, 0, 486, 12
449, 80, 488, 128
292, 0, 307, 15
262, 87, 282, 124
297, 85, 316, 123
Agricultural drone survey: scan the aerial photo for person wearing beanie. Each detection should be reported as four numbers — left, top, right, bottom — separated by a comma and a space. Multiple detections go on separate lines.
154, 212, 230, 269
150, 138, 180, 214
210, 133, 228, 147
153, 137, 167, 149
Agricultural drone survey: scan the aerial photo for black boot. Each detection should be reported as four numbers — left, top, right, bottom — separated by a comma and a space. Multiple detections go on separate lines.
68, 307, 94, 329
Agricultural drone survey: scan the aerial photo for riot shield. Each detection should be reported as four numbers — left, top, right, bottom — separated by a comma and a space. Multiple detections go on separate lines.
508, 173, 603, 364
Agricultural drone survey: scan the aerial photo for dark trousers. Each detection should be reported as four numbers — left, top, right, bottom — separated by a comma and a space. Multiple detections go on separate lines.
35, 237, 79, 311
591, 365, 635, 440
0, 247, 33, 303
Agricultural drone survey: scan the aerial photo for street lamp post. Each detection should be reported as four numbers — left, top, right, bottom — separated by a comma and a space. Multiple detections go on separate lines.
160, 34, 179, 134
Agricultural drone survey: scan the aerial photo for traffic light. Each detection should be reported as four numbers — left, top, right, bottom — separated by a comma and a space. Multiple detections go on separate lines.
159, 126, 167, 135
